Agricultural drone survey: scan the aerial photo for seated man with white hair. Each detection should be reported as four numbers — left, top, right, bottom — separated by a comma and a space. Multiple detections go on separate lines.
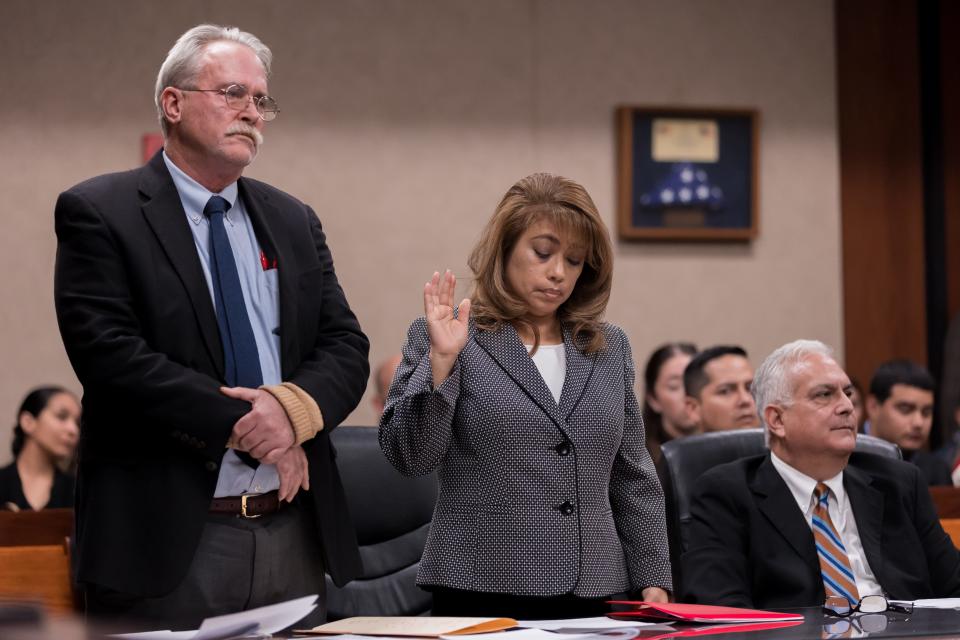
680, 339, 960, 608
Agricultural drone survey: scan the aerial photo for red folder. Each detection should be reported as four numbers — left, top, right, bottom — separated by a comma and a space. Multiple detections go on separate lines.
606, 601, 804, 624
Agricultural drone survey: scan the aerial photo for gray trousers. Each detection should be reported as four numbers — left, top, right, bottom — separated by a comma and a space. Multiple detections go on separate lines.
86, 500, 327, 632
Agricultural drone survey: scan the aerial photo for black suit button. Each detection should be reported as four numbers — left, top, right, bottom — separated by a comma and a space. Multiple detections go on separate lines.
559, 500, 575, 516
205, 461, 219, 472
555, 441, 571, 456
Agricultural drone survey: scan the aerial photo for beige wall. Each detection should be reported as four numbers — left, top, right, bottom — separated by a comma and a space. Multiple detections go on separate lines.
0, 0, 840, 464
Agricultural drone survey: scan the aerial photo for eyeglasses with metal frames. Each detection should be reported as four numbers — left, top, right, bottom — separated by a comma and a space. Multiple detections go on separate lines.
179, 83, 279, 121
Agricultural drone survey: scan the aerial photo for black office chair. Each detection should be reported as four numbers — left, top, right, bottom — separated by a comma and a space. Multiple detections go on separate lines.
324, 427, 438, 619
659, 428, 900, 592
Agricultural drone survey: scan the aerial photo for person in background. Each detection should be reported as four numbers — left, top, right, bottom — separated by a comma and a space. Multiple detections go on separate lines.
0, 386, 80, 511
371, 353, 403, 416
380, 173, 672, 619
940, 311, 960, 459
642, 342, 698, 473
949, 397, 960, 486
866, 359, 950, 486
849, 377, 866, 433
683, 345, 759, 432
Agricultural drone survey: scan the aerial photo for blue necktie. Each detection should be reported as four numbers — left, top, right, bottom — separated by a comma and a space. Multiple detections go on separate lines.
204, 195, 262, 468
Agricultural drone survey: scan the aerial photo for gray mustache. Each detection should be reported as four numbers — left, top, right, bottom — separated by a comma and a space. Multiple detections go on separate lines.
226, 124, 264, 146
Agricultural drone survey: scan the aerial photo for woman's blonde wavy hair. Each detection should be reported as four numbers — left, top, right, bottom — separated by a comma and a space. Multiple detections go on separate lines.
467, 173, 613, 354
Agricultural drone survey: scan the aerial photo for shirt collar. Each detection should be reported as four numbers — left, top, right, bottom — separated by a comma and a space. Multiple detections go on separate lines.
770, 450, 845, 515
162, 150, 239, 225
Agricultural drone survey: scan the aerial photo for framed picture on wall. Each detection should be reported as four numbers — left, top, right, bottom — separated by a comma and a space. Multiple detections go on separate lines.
617, 106, 759, 241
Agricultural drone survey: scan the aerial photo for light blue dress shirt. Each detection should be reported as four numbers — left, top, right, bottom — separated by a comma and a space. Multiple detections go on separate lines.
163, 152, 280, 497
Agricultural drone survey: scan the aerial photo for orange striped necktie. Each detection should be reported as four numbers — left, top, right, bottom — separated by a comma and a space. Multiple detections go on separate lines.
812, 482, 860, 605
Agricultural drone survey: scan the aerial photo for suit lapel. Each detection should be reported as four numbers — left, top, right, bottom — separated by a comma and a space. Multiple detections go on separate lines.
139, 152, 224, 377
557, 325, 596, 421
238, 179, 299, 376
845, 464, 885, 581
472, 324, 568, 434
753, 454, 820, 562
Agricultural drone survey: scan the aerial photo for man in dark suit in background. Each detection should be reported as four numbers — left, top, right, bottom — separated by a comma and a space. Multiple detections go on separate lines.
866, 359, 951, 486
681, 339, 960, 608
54, 24, 368, 628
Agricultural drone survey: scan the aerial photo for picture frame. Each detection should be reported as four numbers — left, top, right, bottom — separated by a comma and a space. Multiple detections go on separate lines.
617, 106, 759, 241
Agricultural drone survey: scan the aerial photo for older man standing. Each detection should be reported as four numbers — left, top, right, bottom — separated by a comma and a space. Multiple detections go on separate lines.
54, 25, 368, 628
680, 340, 960, 608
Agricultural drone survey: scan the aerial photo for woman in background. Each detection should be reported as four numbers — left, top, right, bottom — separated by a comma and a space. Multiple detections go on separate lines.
0, 386, 80, 511
642, 342, 698, 473
380, 173, 671, 618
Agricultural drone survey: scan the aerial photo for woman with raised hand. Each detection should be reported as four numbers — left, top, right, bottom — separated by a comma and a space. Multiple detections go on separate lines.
1, 386, 80, 511
379, 173, 671, 618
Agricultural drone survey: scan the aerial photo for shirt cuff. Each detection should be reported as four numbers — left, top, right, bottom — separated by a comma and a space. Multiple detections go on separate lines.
260, 382, 325, 445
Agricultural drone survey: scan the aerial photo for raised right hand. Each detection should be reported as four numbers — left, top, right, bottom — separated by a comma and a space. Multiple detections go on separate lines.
424, 270, 471, 386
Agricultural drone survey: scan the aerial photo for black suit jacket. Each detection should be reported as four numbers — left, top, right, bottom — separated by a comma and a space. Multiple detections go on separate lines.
680, 452, 960, 608
54, 151, 369, 597
904, 450, 952, 487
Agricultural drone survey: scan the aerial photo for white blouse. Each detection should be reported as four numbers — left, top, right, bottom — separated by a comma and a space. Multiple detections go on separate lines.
527, 343, 566, 403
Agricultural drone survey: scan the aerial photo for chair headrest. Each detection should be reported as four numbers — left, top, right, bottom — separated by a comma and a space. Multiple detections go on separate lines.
660, 428, 900, 548
330, 427, 438, 545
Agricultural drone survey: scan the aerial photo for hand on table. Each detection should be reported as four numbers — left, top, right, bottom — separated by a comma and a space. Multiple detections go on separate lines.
641, 586, 670, 603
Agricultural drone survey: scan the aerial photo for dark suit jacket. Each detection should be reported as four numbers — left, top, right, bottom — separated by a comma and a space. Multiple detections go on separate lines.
54, 151, 369, 597
379, 318, 672, 598
904, 449, 952, 486
680, 452, 960, 608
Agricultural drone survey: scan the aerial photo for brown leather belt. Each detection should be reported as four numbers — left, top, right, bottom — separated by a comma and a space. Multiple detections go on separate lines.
210, 491, 280, 518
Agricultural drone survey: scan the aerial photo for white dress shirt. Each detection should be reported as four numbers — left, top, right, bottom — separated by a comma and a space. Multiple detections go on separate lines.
770, 451, 883, 598
163, 151, 281, 497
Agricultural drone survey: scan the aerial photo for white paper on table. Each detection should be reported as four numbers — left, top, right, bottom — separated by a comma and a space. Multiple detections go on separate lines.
306, 635, 416, 640
909, 598, 960, 609
518, 617, 658, 632
461, 628, 643, 640
111, 632, 199, 640
112, 594, 318, 640
112, 624, 256, 640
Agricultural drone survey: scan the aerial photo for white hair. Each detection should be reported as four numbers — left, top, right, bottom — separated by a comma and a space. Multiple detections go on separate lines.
155, 24, 272, 137
753, 339, 835, 439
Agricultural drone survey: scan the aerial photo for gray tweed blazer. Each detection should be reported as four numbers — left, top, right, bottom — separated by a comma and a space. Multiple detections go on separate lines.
379, 317, 673, 597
